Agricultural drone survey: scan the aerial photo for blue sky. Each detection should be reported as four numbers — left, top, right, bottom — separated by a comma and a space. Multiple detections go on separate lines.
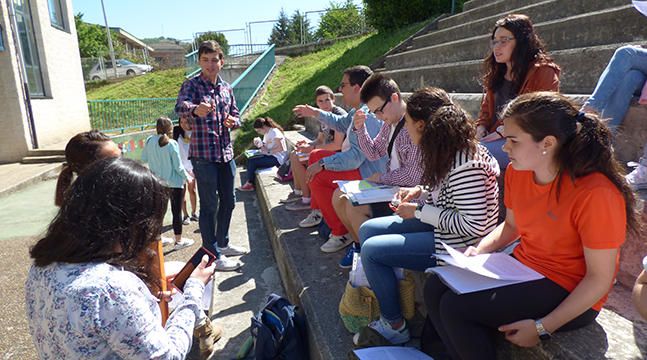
71, 0, 363, 44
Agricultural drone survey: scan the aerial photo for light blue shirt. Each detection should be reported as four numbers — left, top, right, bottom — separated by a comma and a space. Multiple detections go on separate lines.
317, 105, 388, 178
141, 135, 189, 188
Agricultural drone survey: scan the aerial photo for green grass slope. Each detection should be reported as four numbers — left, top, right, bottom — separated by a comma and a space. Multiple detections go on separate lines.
86, 68, 186, 100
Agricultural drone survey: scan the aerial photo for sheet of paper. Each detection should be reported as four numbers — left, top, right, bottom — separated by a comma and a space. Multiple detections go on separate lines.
634, 0, 647, 17
353, 346, 434, 360
336, 180, 399, 205
439, 241, 544, 281
426, 265, 534, 294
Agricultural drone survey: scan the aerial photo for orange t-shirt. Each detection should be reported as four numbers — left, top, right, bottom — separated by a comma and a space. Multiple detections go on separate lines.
504, 167, 626, 311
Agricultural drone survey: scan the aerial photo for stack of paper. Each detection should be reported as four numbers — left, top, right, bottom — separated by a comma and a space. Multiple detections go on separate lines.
353, 346, 434, 360
426, 242, 544, 294
336, 180, 399, 205
244, 149, 261, 158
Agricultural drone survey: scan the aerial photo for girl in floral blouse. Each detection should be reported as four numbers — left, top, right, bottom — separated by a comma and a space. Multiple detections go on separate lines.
25, 157, 216, 359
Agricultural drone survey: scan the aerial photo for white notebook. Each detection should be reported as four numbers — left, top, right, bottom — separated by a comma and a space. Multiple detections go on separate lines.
425, 241, 544, 294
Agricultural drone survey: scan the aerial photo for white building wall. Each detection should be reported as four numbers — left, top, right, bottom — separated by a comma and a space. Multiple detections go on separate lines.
0, 0, 90, 163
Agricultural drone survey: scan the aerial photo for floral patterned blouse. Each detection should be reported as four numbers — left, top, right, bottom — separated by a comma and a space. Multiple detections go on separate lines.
25, 261, 205, 359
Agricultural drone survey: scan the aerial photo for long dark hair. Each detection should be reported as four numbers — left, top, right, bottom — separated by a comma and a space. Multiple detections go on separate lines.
253, 117, 284, 132
156, 117, 173, 147
407, 87, 477, 189
55, 130, 114, 206
31, 158, 168, 289
502, 92, 640, 235
483, 14, 555, 94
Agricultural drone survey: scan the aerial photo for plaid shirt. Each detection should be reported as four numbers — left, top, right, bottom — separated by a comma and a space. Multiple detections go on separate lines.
175, 73, 240, 163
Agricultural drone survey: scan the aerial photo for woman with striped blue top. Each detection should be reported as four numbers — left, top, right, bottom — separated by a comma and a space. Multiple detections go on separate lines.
354, 87, 500, 346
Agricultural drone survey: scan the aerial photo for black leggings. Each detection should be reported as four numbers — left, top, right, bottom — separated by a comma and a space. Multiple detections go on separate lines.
423, 274, 599, 360
169, 187, 185, 235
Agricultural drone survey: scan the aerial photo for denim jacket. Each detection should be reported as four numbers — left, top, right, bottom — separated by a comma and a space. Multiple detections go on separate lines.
317, 105, 388, 178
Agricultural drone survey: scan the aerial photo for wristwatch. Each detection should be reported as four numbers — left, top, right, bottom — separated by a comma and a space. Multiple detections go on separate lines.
414, 203, 424, 219
318, 159, 326, 169
535, 319, 552, 340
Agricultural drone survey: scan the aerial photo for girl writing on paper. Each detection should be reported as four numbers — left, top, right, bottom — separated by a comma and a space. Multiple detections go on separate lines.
423, 92, 640, 360
238, 117, 288, 192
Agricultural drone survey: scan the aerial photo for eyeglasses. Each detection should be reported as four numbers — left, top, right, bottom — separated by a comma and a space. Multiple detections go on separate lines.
372, 97, 391, 115
490, 36, 515, 48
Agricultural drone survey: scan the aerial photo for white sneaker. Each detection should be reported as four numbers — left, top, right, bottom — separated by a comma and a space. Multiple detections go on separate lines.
299, 210, 322, 228
626, 161, 647, 190
217, 244, 249, 256
161, 236, 174, 246
320, 234, 352, 253
174, 238, 194, 250
214, 255, 243, 271
352, 318, 410, 345
182, 216, 191, 225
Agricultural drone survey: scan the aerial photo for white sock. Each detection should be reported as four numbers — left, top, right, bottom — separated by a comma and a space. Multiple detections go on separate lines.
294, 189, 303, 196
302, 197, 311, 204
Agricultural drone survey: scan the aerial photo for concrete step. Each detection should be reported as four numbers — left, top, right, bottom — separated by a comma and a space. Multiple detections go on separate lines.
388, 6, 645, 72
20, 155, 66, 164
26, 149, 65, 157
412, 0, 630, 53
462, 0, 515, 12
440, 0, 543, 30
383, 42, 644, 94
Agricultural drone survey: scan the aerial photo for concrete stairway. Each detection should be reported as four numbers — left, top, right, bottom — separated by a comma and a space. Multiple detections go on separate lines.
382, 0, 647, 94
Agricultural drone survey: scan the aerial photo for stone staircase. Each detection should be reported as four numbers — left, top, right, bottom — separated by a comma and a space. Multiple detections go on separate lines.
382, 0, 647, 95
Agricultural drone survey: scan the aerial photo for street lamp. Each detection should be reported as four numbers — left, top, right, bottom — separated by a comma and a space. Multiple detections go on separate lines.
100, 0, 117, 78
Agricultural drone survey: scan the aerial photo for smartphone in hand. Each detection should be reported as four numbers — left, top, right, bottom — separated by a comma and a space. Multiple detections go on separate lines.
171, 247, 217, 292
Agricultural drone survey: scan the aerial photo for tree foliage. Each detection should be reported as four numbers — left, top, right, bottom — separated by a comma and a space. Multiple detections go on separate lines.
363, 0, 464, 32
268, 9, 291, 47
194, 31, 230, 55
75, 13, 146, 64
268, 9, 313, 47
316, 1, 365, 40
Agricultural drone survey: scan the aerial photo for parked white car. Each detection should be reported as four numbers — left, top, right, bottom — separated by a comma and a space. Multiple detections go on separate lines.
88, 59, 153, 80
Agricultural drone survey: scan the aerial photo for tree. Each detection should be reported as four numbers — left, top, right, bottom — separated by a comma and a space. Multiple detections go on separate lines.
364, 0, 465, 33
75, 13, 109, 58
315, 1, 365, 40
194, 31, 230, 55
268, 9, 291, 47
288, 10, 313, 45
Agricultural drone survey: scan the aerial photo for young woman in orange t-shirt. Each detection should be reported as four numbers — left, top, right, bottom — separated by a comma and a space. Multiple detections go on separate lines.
423, 92, 641, 360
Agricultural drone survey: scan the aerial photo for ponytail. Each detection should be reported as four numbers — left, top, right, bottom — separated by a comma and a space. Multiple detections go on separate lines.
54, 164, 74, 206
502, 92, 641, 235
156, 117, 173, 147
253, 117, 283, 132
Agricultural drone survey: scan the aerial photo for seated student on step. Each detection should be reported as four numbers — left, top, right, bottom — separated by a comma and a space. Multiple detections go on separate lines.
581, 45, 647, 129
285, 85, 347, 213
239, 117, 288, 191
331, 73, 423, 269
55, 130, 121, 206
353, 87, 500, 346
26, 157, 220, 359
292, 66, 387, 252
634, 256, 647, 320
476, 13, 560, 169
423, 92, 640, 360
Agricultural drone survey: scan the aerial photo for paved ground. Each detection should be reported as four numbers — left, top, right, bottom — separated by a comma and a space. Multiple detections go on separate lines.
0, 168, 282, 359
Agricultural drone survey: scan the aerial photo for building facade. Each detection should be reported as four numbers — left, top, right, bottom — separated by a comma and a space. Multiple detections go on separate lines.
0, 0, 90, 163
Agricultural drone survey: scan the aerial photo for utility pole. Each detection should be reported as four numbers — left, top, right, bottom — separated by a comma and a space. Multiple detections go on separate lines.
100, 0, 117, 78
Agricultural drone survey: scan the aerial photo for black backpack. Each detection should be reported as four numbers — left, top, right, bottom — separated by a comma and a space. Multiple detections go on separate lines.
251, 294, 309, 360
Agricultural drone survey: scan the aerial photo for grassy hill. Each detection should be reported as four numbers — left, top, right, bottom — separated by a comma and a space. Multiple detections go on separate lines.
85, 68, 186, 100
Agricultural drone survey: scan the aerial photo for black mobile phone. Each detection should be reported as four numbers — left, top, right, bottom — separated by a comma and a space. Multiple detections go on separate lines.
171, 247, 217, 292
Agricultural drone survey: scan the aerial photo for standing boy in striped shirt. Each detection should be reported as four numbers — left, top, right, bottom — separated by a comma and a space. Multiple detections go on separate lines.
175, 40, 247, 271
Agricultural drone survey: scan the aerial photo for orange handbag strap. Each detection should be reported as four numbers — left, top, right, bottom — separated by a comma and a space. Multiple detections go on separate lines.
150, 240, 169, 326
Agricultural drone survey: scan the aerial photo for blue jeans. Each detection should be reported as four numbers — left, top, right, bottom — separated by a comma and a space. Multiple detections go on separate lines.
481, 138, 508, 170
359, 215, 436, 322
191, 159, 236, 257
584, 45, 647, 127
246, 155, 280, 184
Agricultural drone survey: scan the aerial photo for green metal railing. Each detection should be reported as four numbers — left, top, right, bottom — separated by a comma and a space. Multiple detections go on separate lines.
184, 43, 271, 78
87, 98, 177, 133
231, 44, 275, 113
88, 45, 275, 132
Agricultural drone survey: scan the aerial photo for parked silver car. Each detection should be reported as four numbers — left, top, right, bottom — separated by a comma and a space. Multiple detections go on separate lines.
88, 59, 153, 80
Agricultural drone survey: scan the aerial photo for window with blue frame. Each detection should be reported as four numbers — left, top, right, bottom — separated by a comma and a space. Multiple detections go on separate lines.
13, 0, 45, 96
47, 0, 66, 30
